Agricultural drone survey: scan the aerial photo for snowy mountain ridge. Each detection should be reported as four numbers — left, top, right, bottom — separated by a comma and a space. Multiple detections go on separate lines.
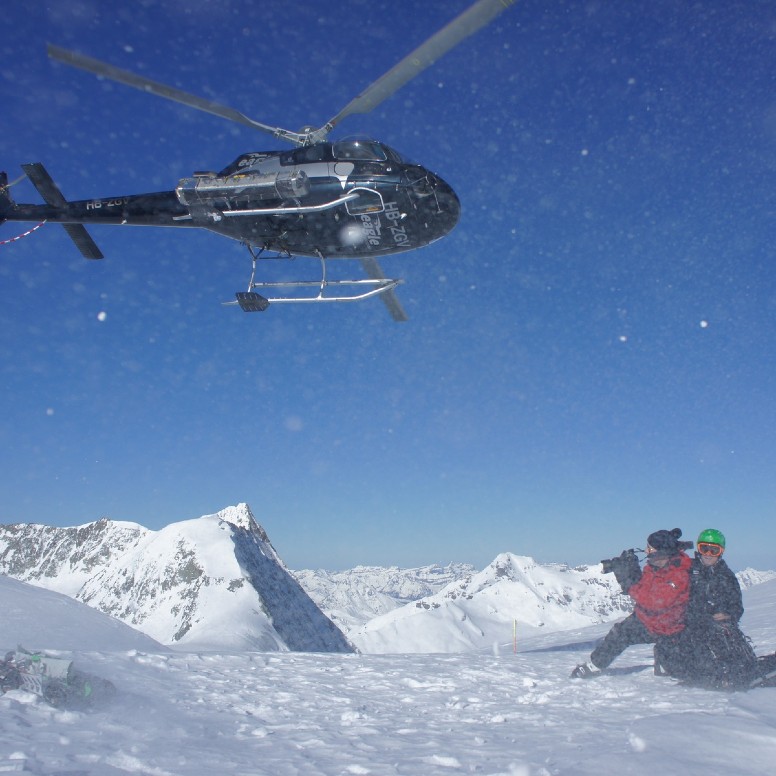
0, 504, 352, 653
2, 504, 774, 655
348, 552, 635, 653
292, 561, 476, 632
298, 555, 776, 654
735, 567, 776, 589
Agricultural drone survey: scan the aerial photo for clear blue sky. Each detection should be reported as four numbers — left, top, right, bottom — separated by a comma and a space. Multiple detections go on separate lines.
2, 1, 774, 571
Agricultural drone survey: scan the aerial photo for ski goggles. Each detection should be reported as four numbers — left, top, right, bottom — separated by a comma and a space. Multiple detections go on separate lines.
697, 542, 724, 557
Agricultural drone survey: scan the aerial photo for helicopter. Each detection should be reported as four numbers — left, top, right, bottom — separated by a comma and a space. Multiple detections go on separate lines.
0, 0, 514, 321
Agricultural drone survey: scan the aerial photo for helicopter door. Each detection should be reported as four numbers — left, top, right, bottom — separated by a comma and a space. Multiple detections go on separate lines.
345, 188, 384, 216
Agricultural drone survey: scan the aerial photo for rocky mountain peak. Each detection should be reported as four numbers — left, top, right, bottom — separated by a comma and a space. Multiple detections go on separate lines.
0, 506, 352, 654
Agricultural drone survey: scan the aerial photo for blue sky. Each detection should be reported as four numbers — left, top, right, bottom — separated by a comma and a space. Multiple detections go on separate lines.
2, 1, 775, 571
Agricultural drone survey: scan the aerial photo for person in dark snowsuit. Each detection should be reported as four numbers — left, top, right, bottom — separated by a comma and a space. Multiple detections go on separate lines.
688, 529, 744, 627
657, 528, 771, 689
571, 528, 692, 678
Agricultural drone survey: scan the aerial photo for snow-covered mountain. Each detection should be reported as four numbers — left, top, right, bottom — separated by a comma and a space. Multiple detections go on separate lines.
292, 562, 476, 631
296, 557, 776, 653
737, 567, 776, 589
0, 574, 164, 653
348, 552, 637, 653
0, 504, 352, 653
3, 505, 774, 656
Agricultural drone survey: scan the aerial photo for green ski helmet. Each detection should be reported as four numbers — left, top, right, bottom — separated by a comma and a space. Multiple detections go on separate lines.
697, 528, 726, 548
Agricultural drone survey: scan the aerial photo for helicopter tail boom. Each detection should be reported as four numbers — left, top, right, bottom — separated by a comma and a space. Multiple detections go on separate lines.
21, 162, 104, 259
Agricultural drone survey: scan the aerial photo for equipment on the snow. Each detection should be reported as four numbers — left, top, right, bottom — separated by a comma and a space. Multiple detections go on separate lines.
750, 654, 776, 688
657, 620, 757, 690
0, 647, 115, 708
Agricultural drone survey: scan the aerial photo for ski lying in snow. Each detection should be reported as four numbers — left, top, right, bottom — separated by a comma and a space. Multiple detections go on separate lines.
571, 663, 653, 679
750, 670, 776, 689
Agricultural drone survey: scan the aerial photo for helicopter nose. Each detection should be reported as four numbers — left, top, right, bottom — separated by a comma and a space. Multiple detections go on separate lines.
400, 168, 460, 247
430, 175, 461, 235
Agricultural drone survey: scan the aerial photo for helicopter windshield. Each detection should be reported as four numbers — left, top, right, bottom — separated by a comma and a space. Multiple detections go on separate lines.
331, 137, 388, 162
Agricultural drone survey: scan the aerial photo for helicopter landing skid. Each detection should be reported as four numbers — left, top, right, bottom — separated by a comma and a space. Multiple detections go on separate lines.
225, 247, 405, 319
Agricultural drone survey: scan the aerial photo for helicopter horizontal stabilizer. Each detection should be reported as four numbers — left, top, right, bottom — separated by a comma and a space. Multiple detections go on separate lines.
21, 163, 104, 259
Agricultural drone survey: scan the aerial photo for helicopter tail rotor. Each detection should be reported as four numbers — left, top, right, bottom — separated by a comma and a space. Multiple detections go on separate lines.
21, 163, 104, 259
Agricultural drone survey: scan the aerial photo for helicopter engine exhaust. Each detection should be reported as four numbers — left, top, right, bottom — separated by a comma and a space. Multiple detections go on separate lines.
175, 169, 310, 208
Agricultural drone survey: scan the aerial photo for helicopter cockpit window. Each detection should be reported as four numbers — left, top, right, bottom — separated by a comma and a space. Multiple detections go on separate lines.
382, 144, 413, 165
332, 137, 388, 162
345, 188, 384, 216
292, 144, 328, 164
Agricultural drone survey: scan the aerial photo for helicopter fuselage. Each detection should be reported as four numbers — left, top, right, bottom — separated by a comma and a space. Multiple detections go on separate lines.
2, 3, 512, 317
3, 138, 460, 261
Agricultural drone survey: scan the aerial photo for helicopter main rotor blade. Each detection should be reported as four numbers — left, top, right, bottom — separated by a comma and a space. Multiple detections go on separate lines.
320, 0, 516, 136
47, 44, 307, 145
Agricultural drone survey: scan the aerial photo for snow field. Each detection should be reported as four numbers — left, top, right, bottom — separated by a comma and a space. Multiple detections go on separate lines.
3, 635, 776, 776
3, 576, 776, 775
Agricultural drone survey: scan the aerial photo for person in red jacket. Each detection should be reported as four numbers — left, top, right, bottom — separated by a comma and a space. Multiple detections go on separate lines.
571, 528, 693, 678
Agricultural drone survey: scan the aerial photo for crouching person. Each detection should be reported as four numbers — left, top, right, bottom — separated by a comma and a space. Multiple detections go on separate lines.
571, 528, 692, 678
658, 529, 760, 689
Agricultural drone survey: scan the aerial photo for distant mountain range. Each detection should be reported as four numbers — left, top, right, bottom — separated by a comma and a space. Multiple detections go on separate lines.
292, 562, 477, 632
295, 553, 636, 653
297, 555, 776, 653
2, 504, 774, 654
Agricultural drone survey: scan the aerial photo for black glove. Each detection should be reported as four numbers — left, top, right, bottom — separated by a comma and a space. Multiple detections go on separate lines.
612, 549, 642, 593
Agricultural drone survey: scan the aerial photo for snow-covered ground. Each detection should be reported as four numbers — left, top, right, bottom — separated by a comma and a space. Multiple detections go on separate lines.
2, 574, 776, 776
